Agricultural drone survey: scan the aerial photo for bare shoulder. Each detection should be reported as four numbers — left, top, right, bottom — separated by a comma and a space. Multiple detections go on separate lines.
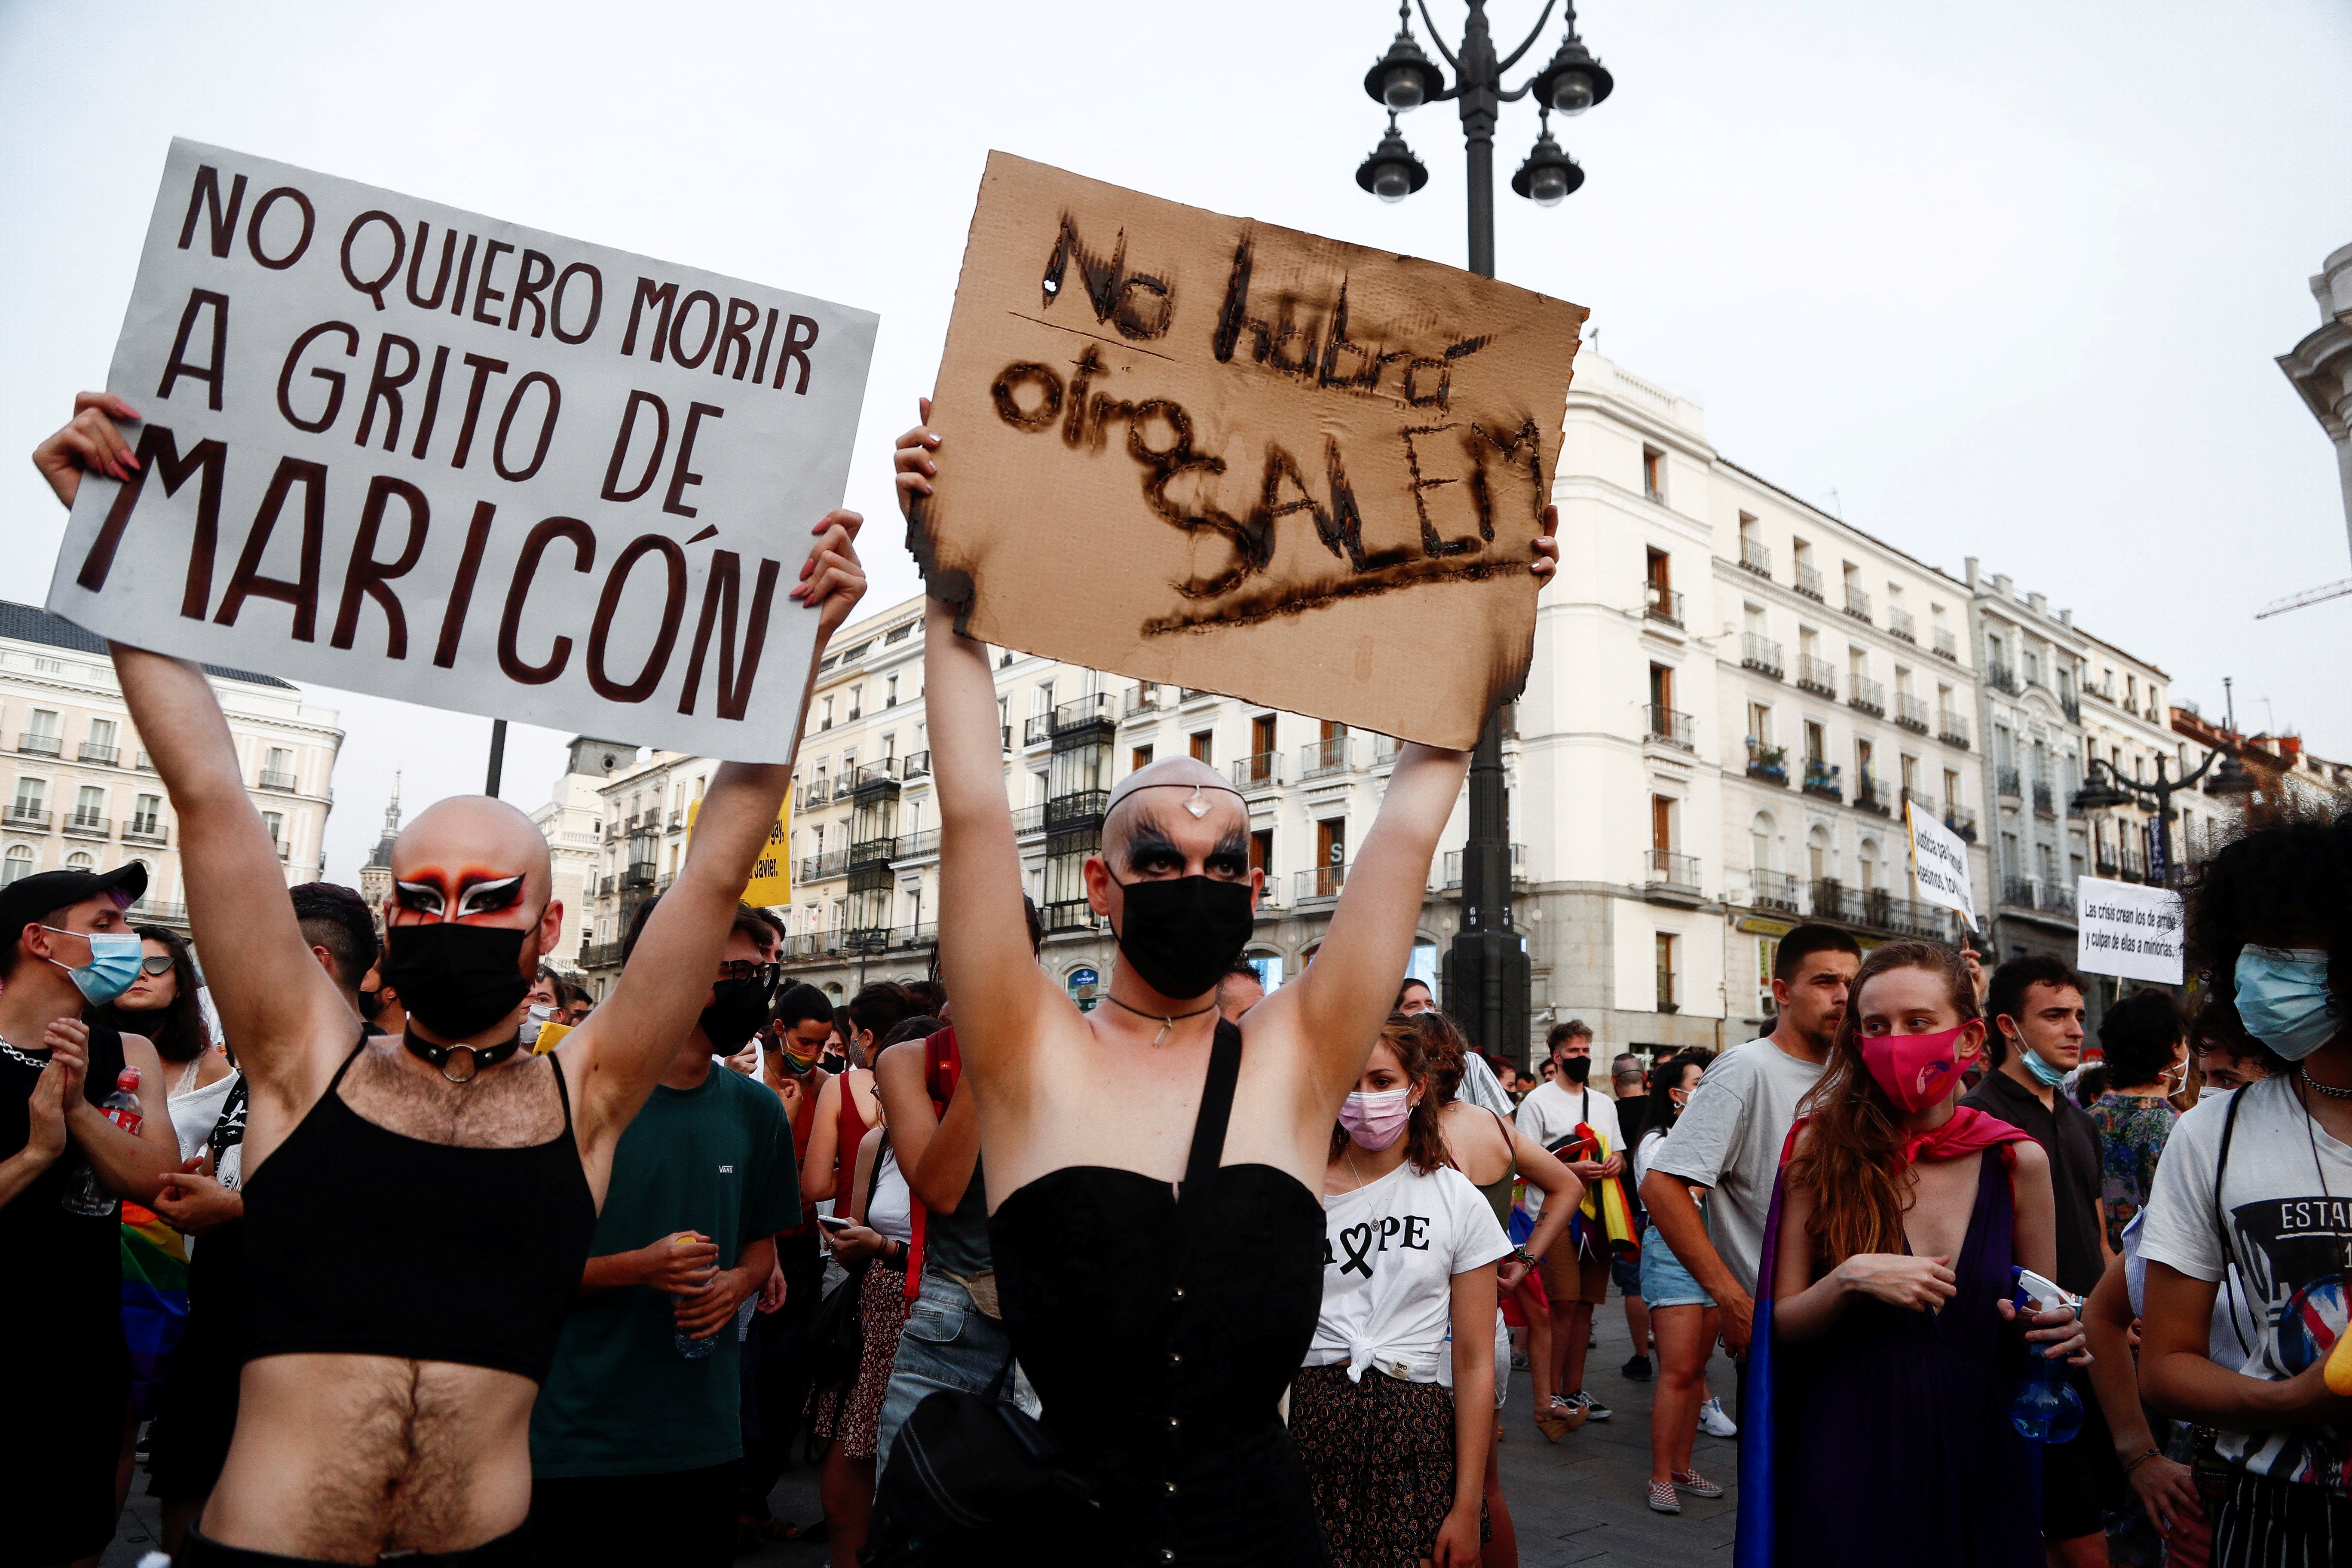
2008, 1136, 2051, 1177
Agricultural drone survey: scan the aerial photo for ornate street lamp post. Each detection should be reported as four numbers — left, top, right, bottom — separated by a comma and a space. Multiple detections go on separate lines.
1355, 1, 1614, 1063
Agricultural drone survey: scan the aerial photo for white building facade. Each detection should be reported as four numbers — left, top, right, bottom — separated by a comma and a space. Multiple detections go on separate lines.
0, 600, 343, 921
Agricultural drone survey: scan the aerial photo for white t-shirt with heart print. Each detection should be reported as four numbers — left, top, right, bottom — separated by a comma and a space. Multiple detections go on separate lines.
1305, 1160, 1512, 1383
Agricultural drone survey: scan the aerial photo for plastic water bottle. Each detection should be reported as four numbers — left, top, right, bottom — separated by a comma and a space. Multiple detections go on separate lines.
61, 1065, 143, 1219
2008, 1268, 2083, 1442
670, 1231, 717, 1360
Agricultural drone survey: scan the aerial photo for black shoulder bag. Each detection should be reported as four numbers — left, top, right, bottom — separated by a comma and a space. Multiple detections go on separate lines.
861, 1019, 1246, 1566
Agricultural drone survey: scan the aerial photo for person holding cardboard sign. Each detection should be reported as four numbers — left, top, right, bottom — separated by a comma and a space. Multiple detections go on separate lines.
33, 395, 866, 1567
890, 404, 1554, 1563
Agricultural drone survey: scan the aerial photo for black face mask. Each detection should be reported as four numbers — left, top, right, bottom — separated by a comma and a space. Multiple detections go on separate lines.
700, 971, 779, 1054
1562, 1055, 1592, 1086
384, 923, 532, 1040
1109, 870, 1255, 1001
358, 989, 384, 1023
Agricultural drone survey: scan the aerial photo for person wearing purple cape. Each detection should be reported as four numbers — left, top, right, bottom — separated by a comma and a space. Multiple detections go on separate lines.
1733, 940, 2091, 1568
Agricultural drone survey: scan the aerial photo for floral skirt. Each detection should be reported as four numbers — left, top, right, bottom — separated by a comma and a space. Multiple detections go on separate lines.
1289, 1361, 1486, 1568
810, 1259, 909, 1460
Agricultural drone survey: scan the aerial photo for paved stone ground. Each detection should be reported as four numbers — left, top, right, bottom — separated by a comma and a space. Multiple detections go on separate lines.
106, 1288, 1735, 1565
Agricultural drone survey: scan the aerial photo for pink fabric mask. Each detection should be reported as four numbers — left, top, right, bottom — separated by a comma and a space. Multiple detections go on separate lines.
1339, 1088, 1414, 1151
1861, 1023, 1972, 1112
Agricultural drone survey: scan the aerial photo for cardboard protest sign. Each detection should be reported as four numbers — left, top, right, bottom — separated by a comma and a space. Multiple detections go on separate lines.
684, 796, 793, 908
1905, 800, 1977, 928
2076, 876, 2185, 985
46, 139, 876, 762
912, 153, 1586, 750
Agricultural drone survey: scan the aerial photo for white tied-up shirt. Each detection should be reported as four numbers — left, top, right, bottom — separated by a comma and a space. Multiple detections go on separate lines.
1306, 1162, 1512, 1383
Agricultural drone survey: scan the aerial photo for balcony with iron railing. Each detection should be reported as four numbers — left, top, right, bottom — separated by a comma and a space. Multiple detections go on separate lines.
1902, 787, 1937, 822
1997, 766, 2022, 798
1295, 862, 1349, 902
1052, 693, 1116, 735
1739, 537, 1771, 578
1302, 736, 1354, 779
64, 812, 110, 839
1944, 803, 1977, 839
851, 759, 900, 790
1045, 789, 1110, 830
4, 804, 51, 830
1939, 710, 1971, 748
2115, 843, 2147, 883
1022, 713, 1053, 746
1986, 661, 2020, 695
1740, 634, 1783, 679
136, 751, 156, 772
1896, 693, 1929, 732
1843, 584, 1871, 623
1793, 562, 1823, 601
1180, 688, 1218, 704
79, 743, 120, 766
1802, 760, 1842, 802
1853, 778, 1892, 816
1887, 606, 1915, 643
1810, 879, 1956, 940
1750, 868, 1800, 912
2002, 876, 2076, 919
2059, 695, 2081, 725
1795, 655, 1837, 698
1644, 849, 1700, 895
257, 768, 299, 793
897, 829, 942, 861
833, 776, 857, 801
1122, 685, 1162, 719
848, 835, 899, 868
1231, 752, 1282, 792
1045, 900, 1105, 934
579, 941, 623, 970
797, 848, 850, 882
1847, 675, 1885, 717
1645, 704, 1694, 750
623, 861, 657, 888
1644, 582, 1684, 629
902, 750, 931, 779
1011, 803, 1047, 836
1746, 744, 1789, 786
124, 819, 167, 846
128, 898, 190, 927
1441, 843, 1529, 889
18, 732, 61, 757
2033, 781, 2055, 816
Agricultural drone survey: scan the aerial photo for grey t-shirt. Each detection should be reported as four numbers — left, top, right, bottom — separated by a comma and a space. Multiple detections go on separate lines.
1645, 1036, 1824, 1297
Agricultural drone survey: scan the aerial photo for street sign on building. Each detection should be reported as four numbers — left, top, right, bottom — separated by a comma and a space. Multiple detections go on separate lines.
48, 138, 875, 762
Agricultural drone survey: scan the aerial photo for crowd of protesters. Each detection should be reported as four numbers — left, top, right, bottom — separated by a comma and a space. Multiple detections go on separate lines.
7, 392, 2349, 1568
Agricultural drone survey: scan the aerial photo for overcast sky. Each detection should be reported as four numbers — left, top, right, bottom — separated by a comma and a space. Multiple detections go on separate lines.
3, 0, 2346, 887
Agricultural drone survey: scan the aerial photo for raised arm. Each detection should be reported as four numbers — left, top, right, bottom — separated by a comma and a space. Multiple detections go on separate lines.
1260, 741, 1469, 1109
112, 644, 351, 1102
564, 511, 863, 1153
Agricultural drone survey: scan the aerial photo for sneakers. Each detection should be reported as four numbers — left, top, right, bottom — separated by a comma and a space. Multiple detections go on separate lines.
1620, 1353, 1654, 1381
1672, 1470, 1725, 1499
1698, 1396, 1737, 1438
1563, 1388, 1612, 1422
1647, 1480, 1681, 1514
1509, 1350, 1530, 1370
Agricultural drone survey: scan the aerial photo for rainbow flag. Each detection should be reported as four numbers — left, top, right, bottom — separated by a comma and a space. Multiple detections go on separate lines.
120, 1204, 190, 1417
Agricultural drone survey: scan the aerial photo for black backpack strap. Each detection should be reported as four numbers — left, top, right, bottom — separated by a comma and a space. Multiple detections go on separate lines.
1176, 1020, 1245, 1237
2212, 1085, 2253, 1362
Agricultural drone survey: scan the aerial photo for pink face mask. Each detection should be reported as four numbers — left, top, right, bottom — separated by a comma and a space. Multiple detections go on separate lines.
1338, 1088, 1415, 1151
1861, 1022, 1973, 1112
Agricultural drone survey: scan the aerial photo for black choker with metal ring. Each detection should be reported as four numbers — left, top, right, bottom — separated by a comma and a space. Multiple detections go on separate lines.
404, 1027, 523, 1083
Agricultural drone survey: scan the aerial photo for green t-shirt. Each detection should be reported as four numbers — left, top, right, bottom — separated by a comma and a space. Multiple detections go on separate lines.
531, 1064, 795, 1477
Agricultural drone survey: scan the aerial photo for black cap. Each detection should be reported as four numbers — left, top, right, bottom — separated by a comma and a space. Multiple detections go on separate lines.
0, 863, 149, 953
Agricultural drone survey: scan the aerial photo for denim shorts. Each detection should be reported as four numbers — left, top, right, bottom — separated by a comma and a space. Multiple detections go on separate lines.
1638, 1222, 1715, 1310
874, 1268, 1017, 1475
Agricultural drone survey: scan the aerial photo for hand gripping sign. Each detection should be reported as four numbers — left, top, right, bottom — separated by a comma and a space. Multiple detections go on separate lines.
910, 153, 1587, 750
46, 139, 876, 761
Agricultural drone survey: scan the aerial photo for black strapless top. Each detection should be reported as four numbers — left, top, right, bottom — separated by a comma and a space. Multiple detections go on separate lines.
987, 1020, 1330, 1567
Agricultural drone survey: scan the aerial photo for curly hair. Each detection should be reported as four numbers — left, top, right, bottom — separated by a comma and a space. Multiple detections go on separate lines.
1788, 940, 1981, 1268
1413, 1009, 1473, 1104
2185, 811, 2352, 1051
1330, 1013, 1451, 1175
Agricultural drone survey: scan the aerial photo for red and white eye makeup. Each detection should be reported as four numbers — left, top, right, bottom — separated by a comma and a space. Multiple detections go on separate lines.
390, 870, 527, 925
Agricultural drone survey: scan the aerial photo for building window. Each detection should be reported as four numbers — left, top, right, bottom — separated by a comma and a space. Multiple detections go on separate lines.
821, 695, 835, 730
885, 674, 899, 707
263, 811, 286, 853
1250, 829, 1273, 878
1655, 932, 1678, 1013
73, 786, 105, 829
1190, 731, 1214, 765
132, 794, 161, 835
66, 850, 92, 872
1131, 745, 1153, 772
848, 685, 864, 722
12, 778, 45, 816
1642, 447, 1665, 501
1, 846, 31, 885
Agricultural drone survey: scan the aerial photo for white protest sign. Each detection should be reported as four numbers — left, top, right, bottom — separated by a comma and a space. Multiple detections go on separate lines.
2076, 876, 2185, 985
1905, 799, 1976, 928
46, 139, 876, 761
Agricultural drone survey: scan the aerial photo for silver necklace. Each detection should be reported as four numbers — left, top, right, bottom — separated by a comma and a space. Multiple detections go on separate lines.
0, 1038, 50, 1071
2300, 1066, 2352, 1100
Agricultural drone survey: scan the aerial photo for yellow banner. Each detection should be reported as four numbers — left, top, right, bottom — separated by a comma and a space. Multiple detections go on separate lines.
686, 797, 793, 909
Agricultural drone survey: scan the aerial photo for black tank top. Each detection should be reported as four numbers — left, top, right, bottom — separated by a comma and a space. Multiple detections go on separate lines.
239, 1029, 597, 1384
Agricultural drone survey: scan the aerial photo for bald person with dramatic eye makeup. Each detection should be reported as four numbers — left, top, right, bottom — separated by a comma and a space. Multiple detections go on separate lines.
34, 394, 867, 1568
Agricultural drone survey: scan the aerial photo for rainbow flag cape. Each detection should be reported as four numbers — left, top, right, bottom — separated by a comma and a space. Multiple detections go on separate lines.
120, 1203, 190, 1417
1559, 1124, 1641, 1260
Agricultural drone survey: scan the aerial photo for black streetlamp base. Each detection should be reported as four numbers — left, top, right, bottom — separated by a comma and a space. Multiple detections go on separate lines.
1443, 926, 1532, 1072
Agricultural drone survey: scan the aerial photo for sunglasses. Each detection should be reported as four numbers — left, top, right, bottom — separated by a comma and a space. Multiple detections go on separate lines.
138, 955, 176, 977
715, 959, 783, 987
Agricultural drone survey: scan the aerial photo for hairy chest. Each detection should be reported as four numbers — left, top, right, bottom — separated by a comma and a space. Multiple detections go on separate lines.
337, 1048, 566, 1147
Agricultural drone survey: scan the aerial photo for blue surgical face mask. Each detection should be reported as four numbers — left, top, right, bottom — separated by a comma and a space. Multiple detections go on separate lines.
44, 926, 144, 1005
2020, 1047, 2070, 1089
2234, 946, 2341, 1063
